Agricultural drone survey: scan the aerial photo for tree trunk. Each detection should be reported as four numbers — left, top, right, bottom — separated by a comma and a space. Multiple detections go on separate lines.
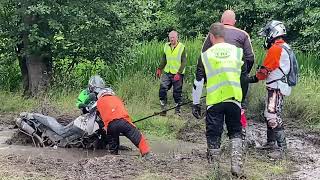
18, 55, 31, 97
25, 54, 52, 97
20, 12, 52, 97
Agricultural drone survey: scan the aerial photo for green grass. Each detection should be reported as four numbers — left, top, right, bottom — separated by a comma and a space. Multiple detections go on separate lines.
1, 37, 320, 130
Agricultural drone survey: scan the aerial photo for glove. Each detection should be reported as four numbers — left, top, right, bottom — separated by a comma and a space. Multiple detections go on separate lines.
256, 66, 269, 80
240, 108, 247, 128
247, 75, 259, 83
156, 68, 162, 78
88, 92, 97, 101
192, 104, 201, 119
173, 73, 181, 81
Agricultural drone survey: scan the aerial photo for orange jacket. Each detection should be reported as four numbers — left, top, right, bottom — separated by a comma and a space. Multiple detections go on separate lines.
262, 39, 285, 72
96, 95, 133, 128
256, 39, 286, 80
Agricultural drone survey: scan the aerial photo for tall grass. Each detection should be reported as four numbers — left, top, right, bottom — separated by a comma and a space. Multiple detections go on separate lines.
134, 38, 320, 128
1, 37, 319, 130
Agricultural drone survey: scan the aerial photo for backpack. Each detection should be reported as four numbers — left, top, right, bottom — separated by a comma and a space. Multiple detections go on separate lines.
280, 45, 299, 86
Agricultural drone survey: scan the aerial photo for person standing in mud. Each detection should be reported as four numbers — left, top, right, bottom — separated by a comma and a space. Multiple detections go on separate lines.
247, 20, 294, 157
192, 23, 244, 177
96, 88, 151, 158
156, 30, 187, 116
197, 10, 255, 141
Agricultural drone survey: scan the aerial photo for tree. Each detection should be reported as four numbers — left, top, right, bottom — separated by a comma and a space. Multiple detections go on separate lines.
0, 0, 145, 96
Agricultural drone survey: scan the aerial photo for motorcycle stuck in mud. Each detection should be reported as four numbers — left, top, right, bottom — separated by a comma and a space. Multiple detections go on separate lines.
15, 102, 107, 149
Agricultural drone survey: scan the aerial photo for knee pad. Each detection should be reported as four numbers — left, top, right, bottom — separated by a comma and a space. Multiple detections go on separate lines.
267, 118, 283, 129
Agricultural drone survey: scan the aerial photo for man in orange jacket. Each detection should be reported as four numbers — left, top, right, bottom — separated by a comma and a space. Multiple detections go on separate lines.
96, 88, 151, 157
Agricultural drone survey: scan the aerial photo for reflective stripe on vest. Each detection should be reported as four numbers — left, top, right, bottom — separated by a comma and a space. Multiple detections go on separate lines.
164, 42, 185, 74
201, 43, 243, 105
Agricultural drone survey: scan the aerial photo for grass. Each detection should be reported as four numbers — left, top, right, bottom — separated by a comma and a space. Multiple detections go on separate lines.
0, 38, 318, 179
1, 37, 320, 131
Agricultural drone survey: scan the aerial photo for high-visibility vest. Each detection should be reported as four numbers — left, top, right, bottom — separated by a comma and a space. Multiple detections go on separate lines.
163, 42, 185, 74
201, 43, 243, 106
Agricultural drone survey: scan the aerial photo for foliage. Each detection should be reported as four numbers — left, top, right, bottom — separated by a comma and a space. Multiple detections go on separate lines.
0, 0, 147, 88
174, 0, 320, 53
139, 0, 178, 41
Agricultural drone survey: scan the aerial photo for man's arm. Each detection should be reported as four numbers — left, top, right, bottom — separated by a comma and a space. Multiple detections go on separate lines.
178, 48, 187, 74
243, 35, 255, 74
158, 53, 167, 70
192, 56, 206, 104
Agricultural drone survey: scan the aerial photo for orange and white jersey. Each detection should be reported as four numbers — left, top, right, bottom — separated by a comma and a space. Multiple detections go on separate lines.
263, 39, 291, 96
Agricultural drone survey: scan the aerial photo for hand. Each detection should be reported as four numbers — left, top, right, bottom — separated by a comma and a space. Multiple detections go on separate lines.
256, 66, 269, 80
247, 75, 259, 83
192, 104, 201, 119
173, 73, 180, 81
156, 68, 162, 78
88, 92, 97, 101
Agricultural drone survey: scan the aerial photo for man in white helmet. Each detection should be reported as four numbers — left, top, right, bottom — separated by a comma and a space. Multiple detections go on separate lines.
248, 20, 296, 158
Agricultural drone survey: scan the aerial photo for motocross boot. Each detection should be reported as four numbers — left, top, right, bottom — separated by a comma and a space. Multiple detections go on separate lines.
231, 137, 243, 177
160, 100, 167, 116
259, 127, 277, 150
207, 148, 221, 178
268, 129, 287, 159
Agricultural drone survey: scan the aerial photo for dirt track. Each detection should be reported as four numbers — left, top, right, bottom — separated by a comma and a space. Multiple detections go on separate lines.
0, 114, 320, 179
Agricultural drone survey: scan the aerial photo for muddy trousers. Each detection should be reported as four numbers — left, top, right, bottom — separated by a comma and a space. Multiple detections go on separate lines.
159, 73, 184, 105
206, 102, 243, 176
264, 88, 287, 148
206, 102, 242, 148
107, 119, 150, 156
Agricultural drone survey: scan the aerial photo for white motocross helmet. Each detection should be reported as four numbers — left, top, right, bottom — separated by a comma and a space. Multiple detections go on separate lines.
88, 75, 106, 93
259, 20, 286, 49
97, 88, 115, 99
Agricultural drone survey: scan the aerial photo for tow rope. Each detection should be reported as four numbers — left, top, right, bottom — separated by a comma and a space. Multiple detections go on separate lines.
132, 96, 206, 124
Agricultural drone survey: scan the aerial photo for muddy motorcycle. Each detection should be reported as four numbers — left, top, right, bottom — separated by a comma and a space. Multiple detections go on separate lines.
15, 103, 107, 149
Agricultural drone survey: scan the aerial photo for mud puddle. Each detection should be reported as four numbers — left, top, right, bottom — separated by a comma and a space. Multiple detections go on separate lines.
1, 117, 320, 179
0, 127, 210, 179
247, 122, 320, 180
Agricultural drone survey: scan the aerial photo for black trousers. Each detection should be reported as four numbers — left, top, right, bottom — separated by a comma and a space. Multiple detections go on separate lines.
206, 102, 242, 149
107, 119, 142, 154
159, 73, 184, 104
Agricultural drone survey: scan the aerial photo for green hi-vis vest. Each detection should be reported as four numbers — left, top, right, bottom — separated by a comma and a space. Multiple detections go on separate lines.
163, 42, 185, 74
201, 43, 243, 106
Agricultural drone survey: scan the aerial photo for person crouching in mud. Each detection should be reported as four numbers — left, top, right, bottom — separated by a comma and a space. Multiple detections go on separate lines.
96, 88, 151, 158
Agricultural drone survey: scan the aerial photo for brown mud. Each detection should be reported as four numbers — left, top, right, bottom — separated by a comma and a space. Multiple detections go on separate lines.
0, 113, 320, 179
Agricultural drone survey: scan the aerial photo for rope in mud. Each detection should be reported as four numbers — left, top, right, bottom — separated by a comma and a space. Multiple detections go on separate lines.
132, 96, 206, 124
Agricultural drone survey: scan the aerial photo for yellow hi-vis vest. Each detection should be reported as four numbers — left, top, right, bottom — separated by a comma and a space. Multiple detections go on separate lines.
164, 42, 185, 74
201, 43, 243, 106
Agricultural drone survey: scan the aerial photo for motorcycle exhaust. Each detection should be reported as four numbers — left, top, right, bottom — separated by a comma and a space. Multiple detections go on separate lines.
16, 117, 44, 147
16, 118, 35, 135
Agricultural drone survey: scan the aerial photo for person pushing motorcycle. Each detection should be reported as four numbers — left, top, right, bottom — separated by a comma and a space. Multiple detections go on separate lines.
96, 88, 151, 158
